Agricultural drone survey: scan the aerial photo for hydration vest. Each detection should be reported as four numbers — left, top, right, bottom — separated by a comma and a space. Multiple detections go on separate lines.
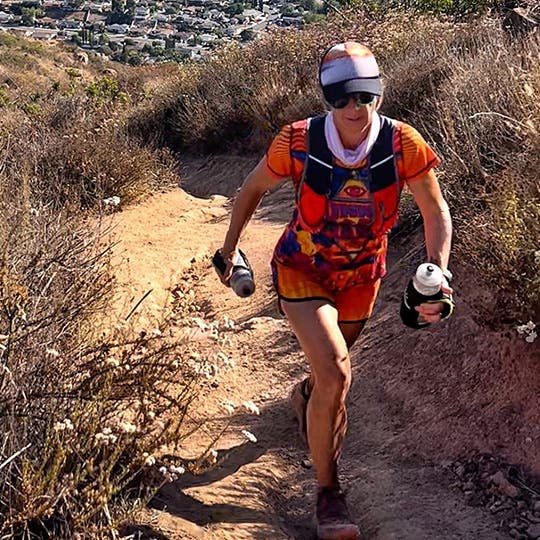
292, 114, 402, 244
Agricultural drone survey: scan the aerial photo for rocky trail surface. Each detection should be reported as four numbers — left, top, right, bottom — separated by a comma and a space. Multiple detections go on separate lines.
109, 157, 540, 540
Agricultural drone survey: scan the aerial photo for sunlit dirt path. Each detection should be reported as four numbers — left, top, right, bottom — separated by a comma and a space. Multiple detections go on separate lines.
107, 160, 528, 539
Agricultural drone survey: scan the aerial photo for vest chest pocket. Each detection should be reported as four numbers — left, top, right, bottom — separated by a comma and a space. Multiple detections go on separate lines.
325, 168, 376, 233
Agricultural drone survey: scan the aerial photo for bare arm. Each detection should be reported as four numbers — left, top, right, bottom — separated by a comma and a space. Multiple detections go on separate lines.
407, 169, 452, 272
221, 157, 287, 279
407, 169, 453, 324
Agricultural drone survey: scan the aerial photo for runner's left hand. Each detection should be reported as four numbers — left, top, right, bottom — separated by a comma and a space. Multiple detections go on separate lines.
415, 282, 453, 324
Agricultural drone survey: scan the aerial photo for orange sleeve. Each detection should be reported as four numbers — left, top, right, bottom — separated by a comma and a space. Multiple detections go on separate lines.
396, 122, 441, 182
265, 124, 294, 179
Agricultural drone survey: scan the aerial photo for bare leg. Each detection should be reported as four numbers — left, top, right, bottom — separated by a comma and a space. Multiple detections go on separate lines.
282, 299, 354, 489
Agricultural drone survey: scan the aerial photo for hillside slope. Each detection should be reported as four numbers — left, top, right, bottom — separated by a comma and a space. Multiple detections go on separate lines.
107, 156, 540, 539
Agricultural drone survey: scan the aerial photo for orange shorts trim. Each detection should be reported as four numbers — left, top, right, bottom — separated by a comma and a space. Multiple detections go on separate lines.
271, 261, 381, 323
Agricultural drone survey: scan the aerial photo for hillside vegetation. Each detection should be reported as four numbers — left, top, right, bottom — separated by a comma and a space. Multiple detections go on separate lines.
0, 9, 538, 538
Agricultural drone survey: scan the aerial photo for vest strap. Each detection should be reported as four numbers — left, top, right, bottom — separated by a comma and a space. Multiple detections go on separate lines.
304, 115, 333, 194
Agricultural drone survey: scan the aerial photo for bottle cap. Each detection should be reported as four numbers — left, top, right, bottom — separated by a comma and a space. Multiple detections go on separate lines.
230, 269, 255, 297
414, 263, 443, 296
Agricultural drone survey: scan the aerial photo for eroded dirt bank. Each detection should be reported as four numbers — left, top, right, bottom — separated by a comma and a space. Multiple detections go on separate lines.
110, 156, 540, 539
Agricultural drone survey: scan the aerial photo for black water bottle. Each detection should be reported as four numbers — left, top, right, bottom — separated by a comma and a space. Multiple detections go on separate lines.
212, 248, 255, 298
400, 263, 445, 329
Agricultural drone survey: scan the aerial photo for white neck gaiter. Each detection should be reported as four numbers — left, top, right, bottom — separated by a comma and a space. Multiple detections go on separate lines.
324, 110, 381, 167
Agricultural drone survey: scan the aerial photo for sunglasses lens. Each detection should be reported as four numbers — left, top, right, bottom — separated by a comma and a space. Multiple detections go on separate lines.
330, 97, 349, 109
329, 93, 376, 109
353, 92, 376, 106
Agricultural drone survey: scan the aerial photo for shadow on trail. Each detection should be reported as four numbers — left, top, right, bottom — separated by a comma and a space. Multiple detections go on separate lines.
148, 295, 316, 538
149, 442, 269, 526
179, 154, 296, 225
149, 397, 315, 538
120, 524, 172, 540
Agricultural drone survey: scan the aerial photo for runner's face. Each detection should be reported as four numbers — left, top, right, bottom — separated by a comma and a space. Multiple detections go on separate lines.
332, 96, 377, 144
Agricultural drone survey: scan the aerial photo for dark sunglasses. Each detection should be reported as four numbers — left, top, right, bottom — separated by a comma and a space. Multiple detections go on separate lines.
329, 92, 377, 109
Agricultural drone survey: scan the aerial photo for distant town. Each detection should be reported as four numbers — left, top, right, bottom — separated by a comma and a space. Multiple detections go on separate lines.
0, 0, 325, 64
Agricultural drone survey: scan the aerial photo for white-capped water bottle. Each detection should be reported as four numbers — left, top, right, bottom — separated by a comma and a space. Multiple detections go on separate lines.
212, 248, 255, 298
400, 263, 451, 329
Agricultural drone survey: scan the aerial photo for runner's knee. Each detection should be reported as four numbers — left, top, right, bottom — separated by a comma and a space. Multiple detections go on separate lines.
312, 352, 351, 399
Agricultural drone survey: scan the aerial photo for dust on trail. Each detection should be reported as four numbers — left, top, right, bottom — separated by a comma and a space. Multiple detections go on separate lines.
107, 158, 528, 540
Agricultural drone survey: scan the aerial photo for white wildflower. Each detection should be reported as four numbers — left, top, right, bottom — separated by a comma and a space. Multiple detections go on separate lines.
120, 422, 137, 434
222, 400, 235, 415
169, 465, 185, 475
222, 316, 235, 329
217, 351, 229, 363
54, 418, 74, 432
46, 348, 60, 357
144, 455, 156, 467
105, 357, 120, 367
191, 317, 209, 330
242, 400, 260, 415
517, 321, 537, 342
151, 328, 162, 337
159, 466, 168, 476
241, 429, 257, 443
147, 411, 156, 420
95, 429, 118, 445
103, 196, 121, 207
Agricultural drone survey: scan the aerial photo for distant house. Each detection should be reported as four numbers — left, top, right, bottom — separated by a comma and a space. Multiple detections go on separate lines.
86, 13, 107, 28
30, 29, 59, 40
200, 20, 219, 31
199, 32, 217, 45
243, 8, 265, 20
37, 16, 59, 28
280, 15, 303, 26
134, 6, 150, 20
153, 13, 170, 23
106, 23, 130, 33
0, 11, 13, 23
172, 31, 194, 43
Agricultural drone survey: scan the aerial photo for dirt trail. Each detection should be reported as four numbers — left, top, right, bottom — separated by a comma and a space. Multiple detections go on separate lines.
108, 158, 537, 540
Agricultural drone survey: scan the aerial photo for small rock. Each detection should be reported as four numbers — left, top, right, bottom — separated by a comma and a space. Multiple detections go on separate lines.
490, 471, 521, 498
464, 491, 482, 506
301, 458, 312, 469
534, 501, 540, 513
527, 523, 540, 539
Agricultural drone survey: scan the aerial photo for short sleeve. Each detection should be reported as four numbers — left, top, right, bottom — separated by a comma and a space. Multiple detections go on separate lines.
396, 122, 441, 182
265, 124, 294, 179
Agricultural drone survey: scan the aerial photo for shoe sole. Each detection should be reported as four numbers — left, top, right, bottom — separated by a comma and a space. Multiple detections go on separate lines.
316, 523, 361, 540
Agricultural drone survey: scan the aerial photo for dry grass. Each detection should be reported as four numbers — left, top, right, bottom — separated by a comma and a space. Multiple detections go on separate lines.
0, 200, 228, 538
0, 37, 222, 538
